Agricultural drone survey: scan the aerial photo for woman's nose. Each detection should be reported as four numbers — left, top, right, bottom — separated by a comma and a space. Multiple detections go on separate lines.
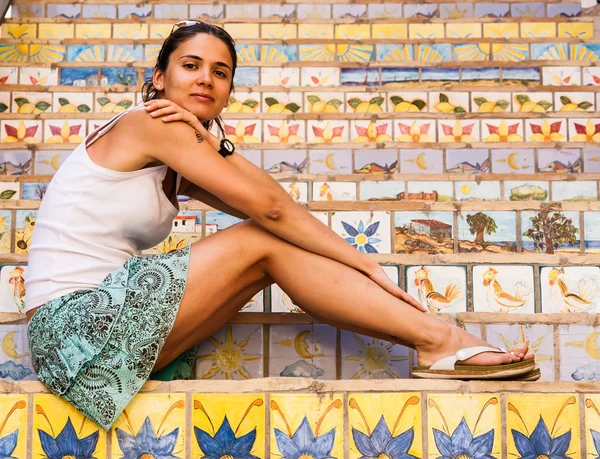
195, 69, 213, 87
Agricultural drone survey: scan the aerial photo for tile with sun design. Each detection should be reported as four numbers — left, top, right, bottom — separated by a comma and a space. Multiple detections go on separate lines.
342, 332, 409, 379
486, 324, 554, 380
354, 149, 398, 175
459, 211, 517, 254
224, 24, 259, 40
264, 120, 305, 144
400, 149, 443, 174
0, 395, 27, 457
350, 120, 393, 144
506, 394, 580, 459
264, 150, 307, 174
472, 92, 511, 113
367, 4, 403, 19
53, 92, 93, 114
280, 182, 308, 203
538, 148, 581, 174
261, 67, 299, 87
271, 394, 343, 459
533, 43, 571, 61
331, 211, 391, 254
360, 181, 404, 202
192, 394, 265, 459
34, 394, 106, 457
559, 324, 600, 381
67, 44, 105, 62
260, 45, 296, 62
428, 394, 501, 459
75, 24, 111, 39
111, 394, 185, 459
0, 67, 18, 86
496, 43, 530, 62
154, 4, 189, 19
454, 43, 492, 62
112, 24, 148, 39
44, 119, 86, 144
406, 265, 467, 313
269, 325, 337, 378
38, 23, 74, 39
372, 23, 407, 38
446, 23, 482, 39
376, 44, 413, 62
583, 149, 600, 172
313, 182, 356, 201
81, 4, 116, 18
117, 4, 151, 19
0, 41, 65, 63
541, 266, 600, 314
297, 4, 331, 19
332, 4, 367, 19
440, 3, 474, 19
196, 324, 263, 380
472, 264, 534, 312
439, 120, 480, 143
388, 92, 428, 113
46, 4, 81, 19
455, 181, 501, 201
520, 22, 557, 38
307, 150, 348, 175
12, 4, 44, 17
12, 92, 52, 115
395, 211, 454, 254
512, 3, 546, 17
298, 24, 333, 43
429, 92, 469, 114
560, 23, 594, 39
1, 120, 42, 144
263, 92, 302, 115
1, 24, 36, 40
0, 323, 34, 380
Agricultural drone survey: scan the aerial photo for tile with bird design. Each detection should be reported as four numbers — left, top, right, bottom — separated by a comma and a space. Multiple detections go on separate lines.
372, 23, 407, 38
264, 149, 307, 174
537, 148, 581, 174
540, 266, 600, 313
405, 265, 467, 313
520, 22, 557, 38
354, 150, 398, 175
472, 265, 534, 313
458, 212, 517, 253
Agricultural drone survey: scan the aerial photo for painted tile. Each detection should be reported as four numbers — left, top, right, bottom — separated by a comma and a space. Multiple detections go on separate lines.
269, 325, 336, 378
401, 149, 443, 174
234, 67, 259, 87
0, 183, 19, 201
261, 24, 296, 40
313, 182, 356, 201
46, 4, 82, 19
340, 68, 379, 86
262, 92, 301, 115
388, 93, 426, 113
405, 4, 439, 19
52, 92, 93, 114
300, 68, 339, 88
0, 93, 8, 115
472, 265, 534, 313
447, 23, 482, 39
446, 149, 489, 173
331, 211, 391, 254
260, 45, 296, 63
260, 67, 299, 87
526, 119, 567, 143
430, 92, 469, 113
472, 92, 511, 113
557, 181, 598, 202
409, 24, 444, 39
34, 150, 69, 175
455, 43, 492, 61
548, 4, 581, 17
461, 67, 500, 84
225, 4, 259, 18
396, 120, 435, 143
0, 42, 65, 63
382, 68, 419, 86
146, 212, 202, 254
12, 92, 52, 114
241, 290, 264, 313
118, 4, 151, 18
395, 211, 454, 254
538, 148, 581, 173
189, 5, 224, 19
417, 44, 451, 64
262, 4, 296, 18
34, 394, 106, 457
555, 92, 594, 112
583, 68, 600, 86
0, 213, 11, 254
351, 120, 392, 143
1, 120, 41, 143
406, 182, 453, 202
342, 332, 409, 379
532, 43, 570, 61
491, 149, 534, 173
95, 93, 135, 114
306, 121, 346, 143
1, 24, 36, 39
354, 150, 398, 175
223, 119, 261, 143
512, 3, 546, 17
560, 324, 600, 381
368, 5, 404, 19
304, 92, 342, 115
223, 92, 260, 115
0, 266, 26, 313
475, 3, 510, 18
439, 120, 480, 143
504, 181, 549, 201
100, 68, 137, 86
542, 66, 582, 86
357, 182, 403, 203
506, 394, 580, 459
482, 119, 523, 143
464, 323, 482, 338
486, 324, 554, 380
265, 120, 305, 144
22, 183, 47, 200
12, 4, 44, 17
74, 24, 111, 39
541, 266, 600, 313
309, 149, 351, 174
14, 210, 35, 254
569, 118, 600, 143
458, 212, 517, 253
406, 265, 466, 313
455, 181, 501, 201
494, 43, 528, 62
38, 23, 75, 39
264, 150, 307, 174
44, 119, 86, 144
0, 67, 18, 85
572, 44, 600, 62
280, 182, 308, 203
440, 3, 474, 18
521, 210, 580, 253
297, 4, 331, 19
584, 149, 600, 172
376, 44, 413, 62
82, 4, 116, 18
346, 93, 385, 113
349, 393, 421, 459
332, 4, 367, 19
113, 24, 148, 39
428, 394, 501, 459
67, 44, 104, 62
586, 395, 600, 459
271, 393, 343, 458
0, 395, 27, 458
154, 4, 189, 19
193, 393, 265, 459
205, 211, 239, 235
59, 68, 99, 86
521, 22, 557, 38
484, 23, 519, 38
560, 23, 594, 39
0, 150, 30, 176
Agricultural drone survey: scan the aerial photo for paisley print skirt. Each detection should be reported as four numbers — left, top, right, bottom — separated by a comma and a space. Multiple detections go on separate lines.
27, 245, 199, 430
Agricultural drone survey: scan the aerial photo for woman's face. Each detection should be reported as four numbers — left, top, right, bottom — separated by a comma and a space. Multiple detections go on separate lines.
154, 33, 234, 122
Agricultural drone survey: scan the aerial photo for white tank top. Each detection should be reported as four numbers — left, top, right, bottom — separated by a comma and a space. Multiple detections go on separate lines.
24, 104, 181, 311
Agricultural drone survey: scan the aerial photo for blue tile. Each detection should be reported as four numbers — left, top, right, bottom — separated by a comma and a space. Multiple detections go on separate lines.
59, 67, 98, 86
404, 4, 439, 18
376, 44, 413, 62
532, 44, 569, 60
21, 183, 47, 200
106, 44, 143, 62
46, 4, 81, 19
340, 68, 379, 86
236, 45, 260, 62
502, 67, 541, 84
261, 45, 297, 62
416, 44, 451, 62
381, 68, 419, 85
67, 45, 104, 62
572, 44, 600, 61
100, 68, 137, 86
462, 67, 500, 82
233, 67, 259, 87
422, 68, 460, 83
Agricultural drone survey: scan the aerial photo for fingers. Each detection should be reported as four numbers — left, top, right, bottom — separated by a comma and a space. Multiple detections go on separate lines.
398, 290, 427, 312
146, 106, 186, 119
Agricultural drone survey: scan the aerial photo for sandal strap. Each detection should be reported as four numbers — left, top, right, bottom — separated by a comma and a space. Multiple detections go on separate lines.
429, 346, 507, 371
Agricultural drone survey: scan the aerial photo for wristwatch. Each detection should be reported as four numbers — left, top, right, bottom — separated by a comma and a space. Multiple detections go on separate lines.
218, 139, 235, 158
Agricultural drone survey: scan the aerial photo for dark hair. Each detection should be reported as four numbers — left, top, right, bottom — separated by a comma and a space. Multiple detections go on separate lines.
142, 21, 237, 135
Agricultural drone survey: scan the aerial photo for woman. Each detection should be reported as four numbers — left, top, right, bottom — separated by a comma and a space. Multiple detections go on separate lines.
25, 21, 536, 430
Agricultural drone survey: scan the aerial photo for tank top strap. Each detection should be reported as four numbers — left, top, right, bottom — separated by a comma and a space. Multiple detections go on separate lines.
85, 103, 146, 148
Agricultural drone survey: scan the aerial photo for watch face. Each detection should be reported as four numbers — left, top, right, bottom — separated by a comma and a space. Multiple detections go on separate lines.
221, 139, 235, 153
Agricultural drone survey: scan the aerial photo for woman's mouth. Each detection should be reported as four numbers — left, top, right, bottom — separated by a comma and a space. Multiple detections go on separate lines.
191, 94, 214, 102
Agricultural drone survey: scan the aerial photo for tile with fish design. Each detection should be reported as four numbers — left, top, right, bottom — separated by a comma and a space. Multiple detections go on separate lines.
585, 395, 600, 459
428, 394, 501, 459
429, 92, 469, 114
118, 4, 151, 19
11, 91, 51, 115
0, 266, 26, 314
348, 393, 421, 459
395, 120, 436, 143
223, 119, 261, 143
0, 324, 34, 380
400, 149, 443, 174
193, 394, 265, 459
446, 149, 489, 174
439, 120, 480, 143
472, 265, 534, 313
280, 182, 308, 203
458, 212, 517, 253
522, 211, 580, 254
569, 118, 600, 143
300, 68, 340, 87
261, 67, 299, 87
482, 119, 523, 143
1, 120, 42, 144
351, 120, 393, 143
308, 149, 351, 174
342, 332, 410, 380
0, 395, 27, 458
44, 119, 86, 144
553, 181, 597, 201
525, 119, 568, 143
265, 120, 305, 144
264, 150, 307, 174
34, 394, 106, 457
297, 4, 331, 19
313, 182, 356, 201
34, 150, 69, 175
307, 121, 347, 144
486, 324, 554, 380
354, 150, 398, 175
455, 181, 501, 201
196, 324, 263, 380
491, 149, 534, 173
395, 211, 454, 255
541, 266, 600, 313
331, 211, 391, 254
22, 183, 47, 200
476, 3, 510, 18
584, 149, 600, 173
271, 394, 343, 459
0, 150, 30, 175
506, 394, 580, 459
111, 394, 185, 459
53, 92, 93, 114
538, 148, 581, 173
406, 181, 453, 202
405, 4, 439, 19
405, 265, 467, 313
269, 325, 336, 379
359, 181, 404, 202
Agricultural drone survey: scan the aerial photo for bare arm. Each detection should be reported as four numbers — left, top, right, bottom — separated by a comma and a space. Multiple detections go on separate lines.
179, 176, 249, 220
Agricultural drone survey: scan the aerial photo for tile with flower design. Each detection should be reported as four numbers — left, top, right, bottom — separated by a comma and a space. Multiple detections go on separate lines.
400, 149, 443, 174
521, 22, 556, 38
265, 120, 305, 144
491, 149, 534, 174
297, 4, 331, 19
584, 149, 600, 173
388, 92, 427, 113
300, 68, 340, 87
569, 119, 600, 143
360, 181, 404, 202
342, 332, 409, 379
543, 66, 582, 86
11, 92, 52, 115
354, 150, 398, 175
472, 264, 534, 313
446, 149, 489, 174
308, 149, 351, 174
538, 148, 581, 173
111, 394, 185, 459
261, 67, 299, 87
0, 395, 27, 457
263, 92, 302, 115
486, 324, 554, 380
34, 150, 69, 175
458, 212, 517, 253
224, 119, 261, 143
455, 181, 501, 201
270, 325, 336, 378
280, 182, 308, 203
0, 93, 8, 115
554, 181, 597, 201
522, 210, 580, 254
313, 182, 356, 201
53, 92, 93, 114
526, 119, 568, 143
406, 181, 454, 202
44, 119, 86, 144
396, 120, 435, 143
14, 210, 35, 254
0, 67, 18, 86
34, 394, 106, 458
306, 121, 347, 144
193, 394, 265, 459
506, 394, 580, 459
583, 68, 600, 87
395, 211, 454, 254
406, 265, 467, 313
482, 119, 523, 143
440, 120, 480, 143
264, 150, 307, 174
1, 120, 41, 144
331, 211, 391, 254
428, 394, 501, 459
351, 120, 393, 144
540, 266, 600, 313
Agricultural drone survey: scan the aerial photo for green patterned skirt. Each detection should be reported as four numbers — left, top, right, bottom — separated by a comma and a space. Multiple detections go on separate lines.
27, 246, 199, 430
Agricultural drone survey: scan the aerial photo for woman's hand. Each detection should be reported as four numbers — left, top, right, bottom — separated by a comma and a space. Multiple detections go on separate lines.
367, 265, 427, 313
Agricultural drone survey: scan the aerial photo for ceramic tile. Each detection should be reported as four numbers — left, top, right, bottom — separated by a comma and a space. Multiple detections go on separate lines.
44, 119, 86, 144
226, 4, 260, 18
382, 68, 419, 86
440, 3, 474, 19
406, 265, 466, 313
192, 394, 265, 459
305, 92, 343, 114
446, 23, 482, 39
269, 325, 336, 378
262, 24, 296, 40
504, 181, 549, 201
113, 24, 148, 39
262, 4, 296, 18
0, 183, 18, 201
46, 4, 81, 19
0, 42, 65, 64
400, 149, 443, 174
0, 265, 26, 311
0, 93, 8, 115
100, 68, 137, 86
189, 5, 224, 19
22, 183, 47, 200
502, 67, 541, 85
94, 93, 135, 114
1, 120, 42, 143
0, 150, 31, 175
0, 68, 18, 85
446, 149, 489, 173
586, 395, 600, 459
309, 149, 351, 174
495, 43, 528, 62
145, 211, 202, 254
297, 4, 331, 19
482, 119, 523, 143
223, 91, 260, 115
476, 3, 510, 18
346, 93, 385, 113
388, 92, 427, 113
341, 332, 409, 379
271, 284, 303, 313
541, 266, 600, 313
223, 119, 261, 143
455, 43, 492, 61
332, 4, 367, 19
430, 92, 469, 113
405, 4, 439, 19
341, 68, 379, 86
548, 4, 581, 17
526, 119, 568, 142
532, 43, 570, 61
271, 393, 343, 458
236, 44, 260, 62
461, 67, 501, 83
408, 24, 444, 39
264, 150, 307, 174
154, 4, 189, 19
75, 24, 111, 39
354, 149, 398, 174
348, 393, 421, 459
368, 6, 404, 20
82, 4, 116, 18
38, 23, 74, 39
281, 182, 308, 203
67, 44, 105, 62
0, 395, 27, 457
351, 120, 392, 143
260, 45, 296, 62
205, 211, 239, 235
0, 213, 11, 254
472, 265, 534, 313
439, 120, 480, 142
376, 44, 413, 62
484, 23, 519, 38
428, 394, 501, 459
506, 394, 580, 459
395, 211, 454, 254
336, 24, 370, 40
491, 149, 534, 173
306, 121, 347, 143
265, 120, 305, 144
512, 3, 546, 17
34, 150, 70, 174
12, 92, 52, 114
396, 120, 435, 143
241, 290, 264, 313
263, 92, 302, 115
59, 68, 100, 86
554, 181, 597, 201
331, 211, 391, 254
543, 66, 582, 86
53, 92, 94, 114
234, 67, 259, 87
300, 68, 340, 87
455, 181, 501, 201
559, 324, 600, 381
538, 148, 581, 173
14, 210, 35, 254
1, 24, 36, 40
521, 22, 557, 38
458, 212, 517, 253
12, 4, 44, 17
313, 182, 356, 201
33, 394, 107, 456
572, 44, 600, 62
359, 182, 405, 201
556, 92, 594, 112
569, 118, 600, 143
260, 67, 299, 87
118, 4, 152, 19
472, 92, 511, 113
522, 211, 580, 254
583, 149, 600, 172
406, 182, 454, 202
583, 68, 600, 86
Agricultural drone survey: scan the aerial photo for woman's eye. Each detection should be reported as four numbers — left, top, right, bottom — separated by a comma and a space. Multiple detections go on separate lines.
183, 63, 197, 69
215, 71, 227, 78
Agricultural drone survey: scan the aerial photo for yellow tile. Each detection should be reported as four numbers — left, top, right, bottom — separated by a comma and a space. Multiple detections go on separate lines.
75, 24, 111, 39
585, 395, 600, 459
0, 395, 27, 459
483, 23, 519, 38
507, 394, 580, 459
521, 23, 557, 38
38, 24, 74, 39
298, 24, 334, 39
429, 394, 501, 459
336, 24, 371, 40
113, 24, 148, 39
193, 394, 265, 459
1, 24, 36, 39
409, 24, 444, 39
559, 23, 594, 39
111, 393, 186, 459
446, 23, 482, 39
349, 393, 422, 459
224, 23, 260, 39
33, 394, 107, 459
149, 24, 173, 39
372, 24, 408, 39
271, 394, 344, 459
262, 24, 297, 39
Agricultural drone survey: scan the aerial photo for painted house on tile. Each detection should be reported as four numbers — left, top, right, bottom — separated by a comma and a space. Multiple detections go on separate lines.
171, 215, 200, 233
410, 219, 452, 239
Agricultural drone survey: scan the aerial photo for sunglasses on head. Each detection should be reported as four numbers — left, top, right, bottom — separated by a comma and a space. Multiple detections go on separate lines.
169, 20, 232, 37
